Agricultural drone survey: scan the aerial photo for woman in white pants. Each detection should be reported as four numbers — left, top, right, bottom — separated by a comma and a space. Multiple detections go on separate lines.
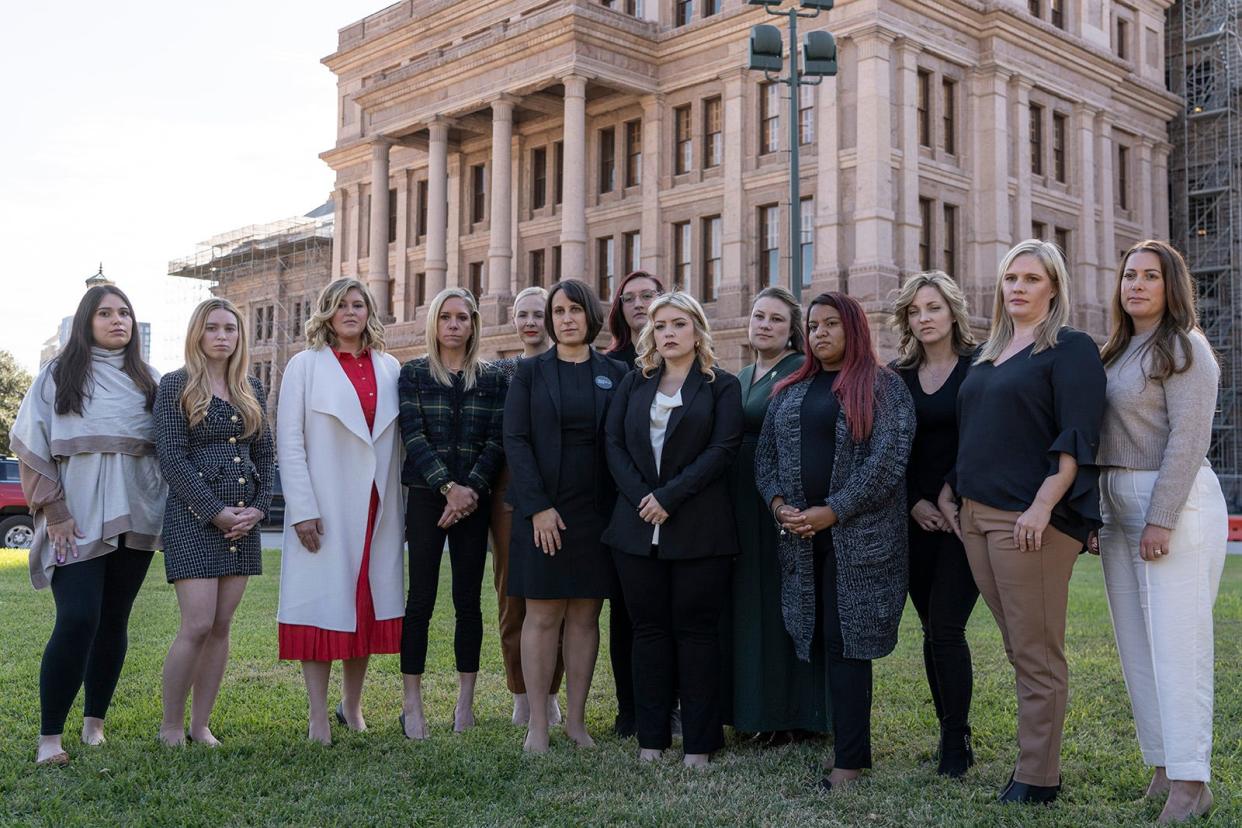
1096, 240, 1227, 824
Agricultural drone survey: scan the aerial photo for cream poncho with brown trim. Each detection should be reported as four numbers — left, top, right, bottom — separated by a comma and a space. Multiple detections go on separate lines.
11, 347, 166, 589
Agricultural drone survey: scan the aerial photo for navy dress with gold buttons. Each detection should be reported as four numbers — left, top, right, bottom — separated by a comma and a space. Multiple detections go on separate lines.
154, 369, 275, 581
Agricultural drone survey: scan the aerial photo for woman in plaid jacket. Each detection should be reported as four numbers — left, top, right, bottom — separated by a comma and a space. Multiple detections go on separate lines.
397, 287, 505, 739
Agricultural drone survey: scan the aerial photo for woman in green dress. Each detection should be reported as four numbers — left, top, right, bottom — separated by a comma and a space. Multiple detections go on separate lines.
727, 286, 829, 740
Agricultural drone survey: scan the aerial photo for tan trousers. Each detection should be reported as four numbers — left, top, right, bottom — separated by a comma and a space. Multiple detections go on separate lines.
491, 468, 563, 695
961, 499, 1081, 787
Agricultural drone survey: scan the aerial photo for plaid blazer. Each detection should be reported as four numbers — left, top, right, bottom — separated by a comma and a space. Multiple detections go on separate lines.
398, 357, 505, 494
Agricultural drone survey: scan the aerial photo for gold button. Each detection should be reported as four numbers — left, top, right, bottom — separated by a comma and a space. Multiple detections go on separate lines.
197, 471, 203, 477
228, 437, 237, 444
230, 415, 239, 423
237, 501, 245, 507
229, 545, 237, 553
238, 477, 246, 484
233, 457, 241, 463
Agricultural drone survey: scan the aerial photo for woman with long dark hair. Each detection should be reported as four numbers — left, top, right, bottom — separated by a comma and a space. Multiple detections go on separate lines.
13, 285, 165, 766
154, 298, 274, 747
755, 292, 915, 792
1097, 240, 1227, 822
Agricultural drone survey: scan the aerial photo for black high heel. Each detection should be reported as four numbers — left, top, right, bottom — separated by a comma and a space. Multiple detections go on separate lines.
335, 702, 348, 727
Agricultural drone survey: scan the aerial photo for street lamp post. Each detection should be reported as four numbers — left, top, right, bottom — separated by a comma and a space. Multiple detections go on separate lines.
747, 0, 838, 304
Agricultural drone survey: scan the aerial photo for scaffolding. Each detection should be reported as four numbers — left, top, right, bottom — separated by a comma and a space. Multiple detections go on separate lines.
1168, 0, 1242, 509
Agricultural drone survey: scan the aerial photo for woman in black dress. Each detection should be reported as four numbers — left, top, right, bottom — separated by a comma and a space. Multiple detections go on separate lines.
503, 279, 628, 752
155, 298, 274, 747
888, 272, 978, 776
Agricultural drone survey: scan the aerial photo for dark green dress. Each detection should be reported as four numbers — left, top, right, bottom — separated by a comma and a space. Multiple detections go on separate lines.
725, 353, 830, 733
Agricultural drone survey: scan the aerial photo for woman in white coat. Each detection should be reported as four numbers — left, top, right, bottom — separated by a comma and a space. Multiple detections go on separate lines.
276, 279, 405, 745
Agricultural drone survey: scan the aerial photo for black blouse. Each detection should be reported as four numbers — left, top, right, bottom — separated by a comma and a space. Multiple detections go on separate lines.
607, 342, 638, 369
896, 354, 972, 508
800, 371, 840, 506
953, 328, 1105, 543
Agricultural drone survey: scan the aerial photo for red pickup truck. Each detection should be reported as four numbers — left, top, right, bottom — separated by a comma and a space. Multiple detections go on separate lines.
1, 457, 34, 549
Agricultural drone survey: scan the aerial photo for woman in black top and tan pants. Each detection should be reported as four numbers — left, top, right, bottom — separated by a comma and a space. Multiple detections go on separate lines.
939, 239, 1106, 805
604, 292, 741, 767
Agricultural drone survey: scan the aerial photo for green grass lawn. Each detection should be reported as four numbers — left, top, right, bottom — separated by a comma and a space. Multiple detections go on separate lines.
0, 548, 1238, 827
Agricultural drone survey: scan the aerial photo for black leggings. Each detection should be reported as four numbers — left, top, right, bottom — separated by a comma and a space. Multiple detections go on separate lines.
40, 542, 153, 736
401, 487, 490, 675
907, 522, 979, 737
817, 533, 873, 770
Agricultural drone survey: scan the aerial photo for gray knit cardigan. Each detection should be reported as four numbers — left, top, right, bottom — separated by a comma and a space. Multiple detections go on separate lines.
754, 368, 915, 662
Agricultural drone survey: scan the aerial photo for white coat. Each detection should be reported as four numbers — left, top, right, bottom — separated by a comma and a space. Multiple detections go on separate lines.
276, 346, 405, 630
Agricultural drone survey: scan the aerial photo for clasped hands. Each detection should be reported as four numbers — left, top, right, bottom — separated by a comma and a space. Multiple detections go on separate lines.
438, 484, 479, 530
212, 506, 265, 541
770, 497, 836, 538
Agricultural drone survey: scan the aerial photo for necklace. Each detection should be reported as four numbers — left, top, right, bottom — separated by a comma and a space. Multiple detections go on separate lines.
918, 359, 955, 392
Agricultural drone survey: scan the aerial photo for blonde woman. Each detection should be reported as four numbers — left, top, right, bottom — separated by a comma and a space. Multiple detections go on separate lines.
154, 298, 274, 746
603, 292, 742, 767
397, 287, 506, 738
888, 272, 979, 776
938, 240, 1106, 803
276, 279, 404, 745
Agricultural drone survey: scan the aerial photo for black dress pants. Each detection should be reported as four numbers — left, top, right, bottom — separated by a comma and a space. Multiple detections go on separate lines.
609, 573, 635, 726
817, 533, 873, 770
907, 521, 979, 737
401, 488, 490, 675
613, 548, 730, 755
40, 540, 153, 736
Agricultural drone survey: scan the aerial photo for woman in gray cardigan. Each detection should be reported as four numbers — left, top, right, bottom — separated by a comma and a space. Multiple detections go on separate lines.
755, 292, 915, 793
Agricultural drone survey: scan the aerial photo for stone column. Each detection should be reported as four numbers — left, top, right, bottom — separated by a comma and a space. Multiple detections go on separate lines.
394, 169, 410, 321
425, 119, 450, 296
895, 39, 922, 278
971, 69, 1012, 299
1153, 141, 1171, 239
346, 184, 361, 278
813, 69, 841, 292
850, 29, 899, 312
1138, 138, 1154, 237
367, 138, 393, 317
487, 97, 515, 305
1074, 103, 1101, 325
1096, 112, 1116, 282
446, 151, 462, 288
1011, 76, 1034, 239
331, 187, 346, 278
640, 93, 664, 277
560, 74, 589, 279
718, 73, 747, 316
510, 131, 522, 295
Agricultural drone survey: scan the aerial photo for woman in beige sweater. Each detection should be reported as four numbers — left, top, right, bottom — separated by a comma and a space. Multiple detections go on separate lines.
1096, 240, 1227, 823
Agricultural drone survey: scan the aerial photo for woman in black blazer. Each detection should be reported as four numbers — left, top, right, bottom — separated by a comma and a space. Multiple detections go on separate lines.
604, 292, 742, 767
503, 279, 628, 754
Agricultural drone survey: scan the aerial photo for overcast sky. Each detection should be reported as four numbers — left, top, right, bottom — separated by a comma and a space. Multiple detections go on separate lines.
0, 0, 382, 374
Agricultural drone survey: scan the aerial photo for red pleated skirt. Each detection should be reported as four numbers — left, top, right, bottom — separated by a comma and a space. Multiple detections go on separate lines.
278, 485, 402, 661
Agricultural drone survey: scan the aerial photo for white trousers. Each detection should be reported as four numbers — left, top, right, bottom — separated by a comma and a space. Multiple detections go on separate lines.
1099, 466, 1228, 782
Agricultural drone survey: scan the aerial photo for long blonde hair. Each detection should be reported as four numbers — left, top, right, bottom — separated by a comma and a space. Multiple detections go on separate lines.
976, 239, 1072, 364
305, 278, 387, 352
426, 287, 486, 389
890, 271, 977, 368
181, 298, 264, 438
636, 292, 718, 380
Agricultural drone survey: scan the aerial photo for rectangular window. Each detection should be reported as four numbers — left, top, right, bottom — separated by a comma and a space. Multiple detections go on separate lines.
1052, 112, 1067, 183
415, 272, 426, 306
942, 204, 958, 277
624, 120, 642, 187
625, 0, 642, 15
918, 198, 933, 271
388, 188, 398, 243
1050, 0, 1064, 29
673, 222, 692, 292
800, 197, 814, 289
702, 216, 721, 301
469, 262, 483, 298
532, 147, 547, 209
760, 83, 780, 155
1032, 220, 1047, 240
1117, 144, 1130, 209
416, 180, 428, 240
555, 142, 564, 205
703, 97, 723, 169
530, 249, 545, 287
704, 0, 720, 15
941, 79, 956, 154
624, 230, 641, 274
471, 164, 486, 224
1030, 104, 1044, 175
597, 237, 616, 298
798, 84, 815, 145
674, 105, 693, 175
675, 0, 694, 26
599, 126, 616, 194
1115, 17, 1129, 59
553, 245, 563, 280
917, 70, 931, 147
291, 301, 303, 337
1054, 227, 1070, 256
1029, 0, 1041, 16
759, 204, 779, 287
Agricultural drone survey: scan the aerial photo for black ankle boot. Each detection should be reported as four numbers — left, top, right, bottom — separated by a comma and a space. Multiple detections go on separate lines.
998, 773, 1061, 804
937, 728, 975, 778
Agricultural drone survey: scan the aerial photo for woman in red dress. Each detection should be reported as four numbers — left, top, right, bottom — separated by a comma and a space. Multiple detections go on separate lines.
275, 279, 406, 744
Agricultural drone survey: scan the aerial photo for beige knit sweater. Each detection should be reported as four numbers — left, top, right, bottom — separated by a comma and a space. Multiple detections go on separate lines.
1097, 327, 1219, 528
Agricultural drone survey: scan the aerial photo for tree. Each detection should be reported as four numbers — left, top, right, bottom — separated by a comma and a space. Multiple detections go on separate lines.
0, 351, 33, 456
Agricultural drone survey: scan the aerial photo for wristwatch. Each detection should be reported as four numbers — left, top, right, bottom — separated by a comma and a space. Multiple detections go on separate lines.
439, 481, 456, 496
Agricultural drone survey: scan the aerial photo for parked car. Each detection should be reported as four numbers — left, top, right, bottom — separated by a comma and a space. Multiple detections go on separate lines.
0, 457, 34, 549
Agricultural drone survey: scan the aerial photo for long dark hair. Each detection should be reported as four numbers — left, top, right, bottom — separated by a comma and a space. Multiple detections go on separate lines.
1100, 240, 1211, 380
775, 292, 881, 442
54, 285, 157, 415
605, 270, 665, 353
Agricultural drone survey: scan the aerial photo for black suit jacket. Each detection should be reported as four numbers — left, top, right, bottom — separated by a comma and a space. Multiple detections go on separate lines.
502, 347, 629, 519
602, 362, 743, 559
